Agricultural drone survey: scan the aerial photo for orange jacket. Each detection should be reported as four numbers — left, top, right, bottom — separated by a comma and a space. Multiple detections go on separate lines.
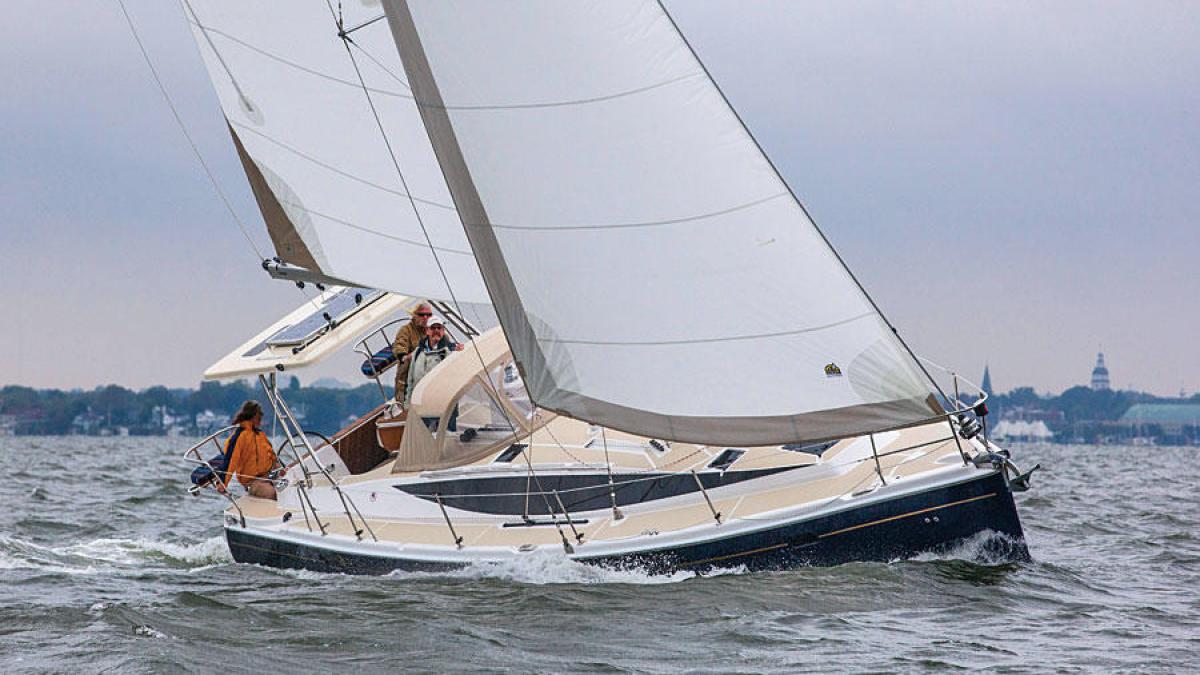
224, 421, 277, 488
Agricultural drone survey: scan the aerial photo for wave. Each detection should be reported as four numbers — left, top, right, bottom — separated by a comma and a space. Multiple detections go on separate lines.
437, 553, 710, 585
256, 551, 726, 585
382, 552, 745, 586
64, 536, 232, 566
0, 534, 231, 574
908, 529, 1029, 566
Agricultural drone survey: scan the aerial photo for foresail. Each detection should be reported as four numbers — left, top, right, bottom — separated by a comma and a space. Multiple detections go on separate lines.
181, 0, 488, 303
384, 0, 941, 445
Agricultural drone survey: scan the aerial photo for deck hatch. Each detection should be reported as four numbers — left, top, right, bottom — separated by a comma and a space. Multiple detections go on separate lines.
494, 443, 528, 463
708, 448, 745, 471
783, 440, 838, 456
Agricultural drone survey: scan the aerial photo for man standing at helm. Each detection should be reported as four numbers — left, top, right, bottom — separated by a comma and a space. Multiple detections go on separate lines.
393, 302, 433, 404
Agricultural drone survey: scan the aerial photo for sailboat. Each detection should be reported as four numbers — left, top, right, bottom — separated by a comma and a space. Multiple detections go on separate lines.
177, 1, 1037, 574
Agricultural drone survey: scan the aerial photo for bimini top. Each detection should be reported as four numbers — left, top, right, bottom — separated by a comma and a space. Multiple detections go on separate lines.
204, 286, 417, 380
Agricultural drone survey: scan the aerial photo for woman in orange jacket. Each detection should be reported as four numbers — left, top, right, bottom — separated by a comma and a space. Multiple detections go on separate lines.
222, 401, 282, 499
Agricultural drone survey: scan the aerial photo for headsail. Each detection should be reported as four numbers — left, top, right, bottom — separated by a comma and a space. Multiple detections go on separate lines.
383, 0, 940, 445
181, 0, 489, 303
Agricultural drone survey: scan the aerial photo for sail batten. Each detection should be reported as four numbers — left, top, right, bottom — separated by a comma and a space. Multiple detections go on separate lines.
383, 0, 940, 444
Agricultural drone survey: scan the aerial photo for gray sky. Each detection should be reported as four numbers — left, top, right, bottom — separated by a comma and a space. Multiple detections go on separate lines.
2, 1, 1198, 396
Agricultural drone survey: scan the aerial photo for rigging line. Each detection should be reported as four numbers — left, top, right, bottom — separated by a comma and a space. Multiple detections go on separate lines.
342, 13, 388, 37
180, 0, 253, 110
541, 423, 601, 469
188, 21, 414, 100
655, 1, 948, 402
475, 192, 788, 232
542, 311, 875, 347
294, 282, 324, 314
181, 1, 327, 311
346, 39, 412, 91
519, 430, 574, 523
229, 121, 454, 209
115, 0, 264, 263
327, 4, 520, 436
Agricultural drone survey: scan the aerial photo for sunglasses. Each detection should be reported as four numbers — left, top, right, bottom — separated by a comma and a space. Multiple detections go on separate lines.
415, 312, 433, 317
428, 324, 445, 330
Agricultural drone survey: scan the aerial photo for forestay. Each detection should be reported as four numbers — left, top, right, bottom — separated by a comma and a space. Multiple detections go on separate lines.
181, 0, 488, 303
383, 0, 940, 445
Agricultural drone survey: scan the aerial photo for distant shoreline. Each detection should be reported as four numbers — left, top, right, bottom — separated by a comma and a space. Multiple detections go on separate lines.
2, 381, 1197, 445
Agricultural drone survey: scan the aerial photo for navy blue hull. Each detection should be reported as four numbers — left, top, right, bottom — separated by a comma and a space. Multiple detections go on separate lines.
226, 470, 1027, 575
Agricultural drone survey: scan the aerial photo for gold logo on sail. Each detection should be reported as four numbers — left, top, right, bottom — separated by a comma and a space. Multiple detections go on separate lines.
824, 363, 843, 378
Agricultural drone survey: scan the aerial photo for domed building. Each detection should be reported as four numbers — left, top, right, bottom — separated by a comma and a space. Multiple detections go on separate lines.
1091, 352, 1111, 391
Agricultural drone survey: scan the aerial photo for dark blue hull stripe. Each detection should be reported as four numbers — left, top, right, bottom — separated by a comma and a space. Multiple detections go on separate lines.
226, 471, 1027, 575
393, 466, 796, 516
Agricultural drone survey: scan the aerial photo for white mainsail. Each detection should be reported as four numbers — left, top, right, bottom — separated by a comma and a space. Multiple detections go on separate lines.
382, 0, 941, 445
182, 0, 488, 303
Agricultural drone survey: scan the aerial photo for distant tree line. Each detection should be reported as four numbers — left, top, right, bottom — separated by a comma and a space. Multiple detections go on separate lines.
0, 378, 386, 437
989, 386, 1157, 422
3, 380, 1198, 441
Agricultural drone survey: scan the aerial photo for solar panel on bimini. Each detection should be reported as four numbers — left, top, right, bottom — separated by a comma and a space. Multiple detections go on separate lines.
263, 287, 384, 348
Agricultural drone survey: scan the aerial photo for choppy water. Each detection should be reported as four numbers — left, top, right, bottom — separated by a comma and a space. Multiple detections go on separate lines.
1, 437, 1197, 673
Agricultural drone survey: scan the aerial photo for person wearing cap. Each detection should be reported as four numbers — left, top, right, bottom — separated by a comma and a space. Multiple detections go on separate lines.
403, 315, 464, 408
392, 302, 433, 402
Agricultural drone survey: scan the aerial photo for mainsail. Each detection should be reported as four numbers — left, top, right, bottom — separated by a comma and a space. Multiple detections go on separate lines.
182, 0, 488, 303
380, 0, 941, 445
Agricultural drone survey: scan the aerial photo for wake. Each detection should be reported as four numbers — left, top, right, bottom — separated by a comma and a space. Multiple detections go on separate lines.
0, 534, 231, 574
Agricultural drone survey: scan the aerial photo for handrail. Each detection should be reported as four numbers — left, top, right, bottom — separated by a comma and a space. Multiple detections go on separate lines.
918, 355, 989, 412
353, 317, 411, 405
260, 374, 377, 541
258, 374, 330, 534
180, 426, 246, 527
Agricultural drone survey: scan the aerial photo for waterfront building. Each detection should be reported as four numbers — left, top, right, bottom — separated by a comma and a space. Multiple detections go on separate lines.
992, 419, 1053, 442
1119, 403, 1200, 443
1091, 352, 1111, 391
981, 365, 994, 397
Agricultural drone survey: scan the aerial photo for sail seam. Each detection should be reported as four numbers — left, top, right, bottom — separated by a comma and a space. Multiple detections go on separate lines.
275, 199, 474, 256
229, 121, 456, 210
540, 312, 876, 347
424, 71, 705, 111
191, 21, 701, 113
471, 192, 789, 231
189, 22, 414, 99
